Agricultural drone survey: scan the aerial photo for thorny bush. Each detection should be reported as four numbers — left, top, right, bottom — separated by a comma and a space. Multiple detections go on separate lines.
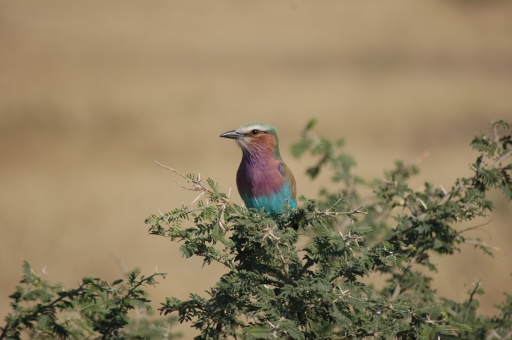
2, 119, 511, 340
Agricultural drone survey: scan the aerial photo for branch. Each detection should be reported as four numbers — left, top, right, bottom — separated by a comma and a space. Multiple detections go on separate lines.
459, 219, 493, 237
463, 281, 481, 323
155, 160, 241, 217
0, 281, 89, 339
492, 149, 512, 169
316, 206, 367, 219
464, 239, 505, 255
390, 255, 417, 301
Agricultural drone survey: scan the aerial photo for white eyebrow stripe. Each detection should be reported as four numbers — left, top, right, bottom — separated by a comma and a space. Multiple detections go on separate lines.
236, 124, 268, 134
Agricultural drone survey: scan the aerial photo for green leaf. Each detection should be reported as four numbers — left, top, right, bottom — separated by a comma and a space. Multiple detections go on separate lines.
245, 325, 272, 339
279, 320, 304, 340
305, 118, 317, 131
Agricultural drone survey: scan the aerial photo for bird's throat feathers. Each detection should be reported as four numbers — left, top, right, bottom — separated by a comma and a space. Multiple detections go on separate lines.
238, 133, 281, 161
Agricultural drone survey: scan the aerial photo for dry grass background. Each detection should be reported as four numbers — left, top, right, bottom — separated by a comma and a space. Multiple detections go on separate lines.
1, 1, 512, 337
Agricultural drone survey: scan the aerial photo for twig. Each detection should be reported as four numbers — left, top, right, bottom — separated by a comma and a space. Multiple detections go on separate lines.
217, 202, 226, 232
464, 281, 481, 323
502, 329, 512, 340
275, 244, 289, 276
492, 120, 503, 143
261, 224, 289, 277
459, 219, 493, 238
155, 160, 241, 217
316, 206, 367, 219
465, 239, 505, 255
390, 255, 417, 301
492, 149, 512, 169
486, 329, 502, 340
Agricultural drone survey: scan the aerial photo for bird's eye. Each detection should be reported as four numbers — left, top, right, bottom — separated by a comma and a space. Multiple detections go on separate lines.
251, 129, 259, 135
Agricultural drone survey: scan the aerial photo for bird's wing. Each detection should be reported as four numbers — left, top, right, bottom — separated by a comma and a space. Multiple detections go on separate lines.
278, 161, 297, 202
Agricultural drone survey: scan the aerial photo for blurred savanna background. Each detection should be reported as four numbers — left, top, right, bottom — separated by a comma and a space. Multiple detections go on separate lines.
1, 0, 512, 337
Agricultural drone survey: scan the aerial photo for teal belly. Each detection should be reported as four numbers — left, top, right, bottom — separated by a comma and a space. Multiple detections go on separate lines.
240, 184, 296, 215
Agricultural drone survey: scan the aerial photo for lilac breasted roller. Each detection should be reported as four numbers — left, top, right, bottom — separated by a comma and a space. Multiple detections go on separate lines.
220, 122, 297, 215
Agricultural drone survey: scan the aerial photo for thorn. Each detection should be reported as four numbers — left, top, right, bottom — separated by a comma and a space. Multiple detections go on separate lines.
439, 183, 447, 195
191, 191, 205, 204
419, 199, 427, 210
157, 208, 164, 216
41, 266, 49, 275
155, 265, 158, 273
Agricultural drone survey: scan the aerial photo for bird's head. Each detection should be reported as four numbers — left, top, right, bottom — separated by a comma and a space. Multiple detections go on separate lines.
220, 122, 282, 159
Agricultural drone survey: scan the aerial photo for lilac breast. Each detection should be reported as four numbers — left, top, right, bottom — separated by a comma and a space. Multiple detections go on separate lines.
236, 153, 285, 198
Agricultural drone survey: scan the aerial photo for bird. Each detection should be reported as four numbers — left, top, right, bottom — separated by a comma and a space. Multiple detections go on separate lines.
220, 122, 296, 215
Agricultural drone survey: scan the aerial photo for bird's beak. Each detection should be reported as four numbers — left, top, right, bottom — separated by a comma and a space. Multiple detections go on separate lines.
219, 130, 242, 140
